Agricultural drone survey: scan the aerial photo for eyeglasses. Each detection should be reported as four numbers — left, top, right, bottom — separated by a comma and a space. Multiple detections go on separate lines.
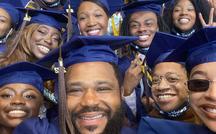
151, 73, 181, 87
187, 79, 216, 92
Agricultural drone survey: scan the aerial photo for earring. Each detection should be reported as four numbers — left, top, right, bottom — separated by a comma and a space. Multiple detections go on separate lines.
38, 104, 47, 119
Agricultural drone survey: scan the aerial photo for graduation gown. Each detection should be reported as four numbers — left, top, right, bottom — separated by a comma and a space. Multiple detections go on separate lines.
138, 117, 215, 134
13, 117, 137, 134
119, 56, 147, 124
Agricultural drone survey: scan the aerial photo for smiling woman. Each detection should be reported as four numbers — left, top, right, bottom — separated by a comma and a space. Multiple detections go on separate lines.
0, 62, 56, 134
74, 0, 123, 36
0, 9, 66, 67
163, 0, 211, 38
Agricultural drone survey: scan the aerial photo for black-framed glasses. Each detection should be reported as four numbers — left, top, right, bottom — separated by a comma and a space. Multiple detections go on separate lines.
187, 79, 216, 92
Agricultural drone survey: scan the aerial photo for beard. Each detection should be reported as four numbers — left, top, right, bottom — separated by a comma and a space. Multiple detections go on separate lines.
71, 102, 124, 134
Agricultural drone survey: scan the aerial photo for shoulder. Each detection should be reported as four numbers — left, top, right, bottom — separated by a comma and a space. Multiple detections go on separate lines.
137, 116, 214, 134
121, 126, 137, 134
13, 117, 59, 134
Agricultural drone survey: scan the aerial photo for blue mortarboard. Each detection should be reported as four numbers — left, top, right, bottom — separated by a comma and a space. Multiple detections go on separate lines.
146, 32, 186, 70
165, 27, 216, 72
37, 36, 138, 67
0, 62, 56, 94
17, 8, 67, 31
0, 3, 21, 28
71, 0, 124, 15
122, 0, 169, 16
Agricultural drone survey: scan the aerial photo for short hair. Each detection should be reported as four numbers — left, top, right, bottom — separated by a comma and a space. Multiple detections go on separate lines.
120, 12, 170, 36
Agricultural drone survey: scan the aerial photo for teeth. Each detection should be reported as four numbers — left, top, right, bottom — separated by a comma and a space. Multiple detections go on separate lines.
205, 108, 216, 114
139, 35, 149, 41
87, 29, 100, 36
158, 94, 173, 99
38, 45, 50, 54
8, 110, 26, 117
80, 114, 103, 120
179, 18, 190, 24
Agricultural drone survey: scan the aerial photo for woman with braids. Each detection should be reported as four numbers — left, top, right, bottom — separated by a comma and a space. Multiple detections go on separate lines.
118, 0, 169, 126
0, 9, 67, 67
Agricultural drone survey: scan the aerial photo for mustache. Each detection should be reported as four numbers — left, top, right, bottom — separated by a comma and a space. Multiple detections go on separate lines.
72, 106, 112, 119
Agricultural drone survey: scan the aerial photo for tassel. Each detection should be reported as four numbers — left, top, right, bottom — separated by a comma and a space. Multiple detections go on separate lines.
66, 3, 73, 42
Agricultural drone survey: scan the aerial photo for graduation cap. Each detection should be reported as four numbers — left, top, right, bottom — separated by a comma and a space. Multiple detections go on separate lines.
37, 35, 138, 134
71, 0, 124, 16
146, 32, 186, 70
17, 8, 67, 31
165, 27, 216, 72
37, 35, 139, 67
0, 62, 56, 94
0, 2, 21, 28
122, 0, 169, 16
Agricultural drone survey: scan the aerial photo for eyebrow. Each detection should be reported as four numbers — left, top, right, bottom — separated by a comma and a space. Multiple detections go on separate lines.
190, 70, 207, 78
0, 86, 38, 93
0, 15, 8, 20
67, 81, 115, 88
78, 9, 104, 16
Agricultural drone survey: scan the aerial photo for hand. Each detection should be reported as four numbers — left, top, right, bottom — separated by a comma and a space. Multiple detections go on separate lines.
123, 56, 143, 96
199, 8, 216, 27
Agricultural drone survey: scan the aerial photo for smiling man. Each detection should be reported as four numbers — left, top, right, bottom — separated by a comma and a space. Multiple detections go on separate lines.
13, 36, 138, 134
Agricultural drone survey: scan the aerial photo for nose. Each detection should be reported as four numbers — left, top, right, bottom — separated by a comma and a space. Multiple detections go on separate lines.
205, 82, 216, 101
87, 16, 97, 27
44, 35, 52, 45
10, 95, 26, 106
138, 25, 147, 33
80, 89, 100, 107
180, 9, 188, 15
157, 78, 170, 91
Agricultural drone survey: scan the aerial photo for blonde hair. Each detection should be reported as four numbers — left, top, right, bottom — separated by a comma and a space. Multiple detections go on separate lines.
0, 23, 61, 67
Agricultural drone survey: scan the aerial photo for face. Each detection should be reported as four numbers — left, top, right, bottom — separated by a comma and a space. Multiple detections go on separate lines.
151, 62, 188, 112
189, 62, 216, 132
0, 83, 43, 128
30, 24, 60, 59
66, 62, 123, 134
0, 8, 12, 38
129, 11, 158, 48
77, 1, 109, 36
172, 0, 196, 32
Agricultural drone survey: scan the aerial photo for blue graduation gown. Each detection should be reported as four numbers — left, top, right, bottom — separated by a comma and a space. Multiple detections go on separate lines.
0, 43, 6, 54
13, 117, 137, 134
119, 56, 147, 124
138, 117, 215, 134
13, 117, 59, 134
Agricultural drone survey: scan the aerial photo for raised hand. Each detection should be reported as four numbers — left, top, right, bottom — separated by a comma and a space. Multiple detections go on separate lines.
199, 8, 216, 27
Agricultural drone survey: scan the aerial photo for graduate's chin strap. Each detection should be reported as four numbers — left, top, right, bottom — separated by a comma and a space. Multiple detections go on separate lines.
154, 100, 190, 119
